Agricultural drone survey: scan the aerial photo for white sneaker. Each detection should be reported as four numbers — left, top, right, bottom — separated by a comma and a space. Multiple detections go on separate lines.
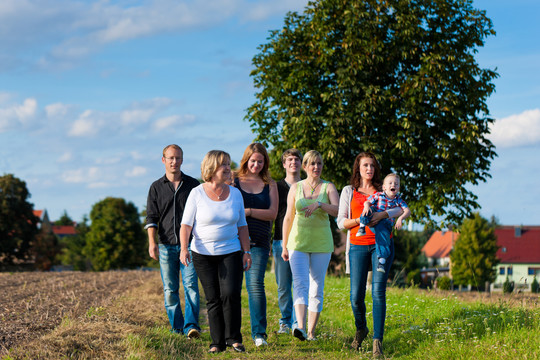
254, 338, 268, 347
277, 324, 291, 334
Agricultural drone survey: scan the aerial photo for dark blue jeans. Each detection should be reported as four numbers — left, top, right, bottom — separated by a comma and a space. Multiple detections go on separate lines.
359, 213, 392, 260
349, 241, 394, 340
192, 251, 244, 350
245, 246, 269, 340
158, 244, 200, 334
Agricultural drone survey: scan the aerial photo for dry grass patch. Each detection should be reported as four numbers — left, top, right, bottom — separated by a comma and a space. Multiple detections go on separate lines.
1, 270, 162, 359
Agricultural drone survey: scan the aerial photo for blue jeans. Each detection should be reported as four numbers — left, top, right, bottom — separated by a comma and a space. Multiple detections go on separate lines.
272, 240, 296, 328
360, 213, 392, 260
158, 244, 200, 335
245, 246, 269, 340
349, 241, 394, 340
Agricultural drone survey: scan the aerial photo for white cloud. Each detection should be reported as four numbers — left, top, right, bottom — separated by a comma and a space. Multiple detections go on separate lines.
126, 166, 147, 177
57, 152, 72, 163
153, 114, 196, 132
0, 97, 37, 132
489, 109, 540, 148
88, 182, 110, 189
61, 167, 100, 183
1, 0, 310, 68
68, 110, 104, 137
45, 102, 71, 118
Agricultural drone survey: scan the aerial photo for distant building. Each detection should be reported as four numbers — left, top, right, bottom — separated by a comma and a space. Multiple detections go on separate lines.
421, 226, 540, 290
421, 230, 457, 267
34, 209, 77, 239
494, 226, 540, 287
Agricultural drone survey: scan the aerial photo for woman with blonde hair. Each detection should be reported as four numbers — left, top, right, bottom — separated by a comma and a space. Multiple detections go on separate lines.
282, 150, 339, 341
180, 150, 251, 354
234, 143, 278, 346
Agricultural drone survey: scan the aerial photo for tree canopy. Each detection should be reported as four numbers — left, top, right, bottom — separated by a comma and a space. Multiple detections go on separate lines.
0, 174, 38, 263
246, 0, 498, 226
84, 197, 146, 271
450, 212, 498, 286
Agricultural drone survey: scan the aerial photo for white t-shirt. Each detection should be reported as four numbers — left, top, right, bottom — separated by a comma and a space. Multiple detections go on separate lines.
181, 184, 247, 256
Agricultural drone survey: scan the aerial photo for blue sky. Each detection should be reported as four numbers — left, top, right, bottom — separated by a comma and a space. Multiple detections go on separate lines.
1, 0, 539, 226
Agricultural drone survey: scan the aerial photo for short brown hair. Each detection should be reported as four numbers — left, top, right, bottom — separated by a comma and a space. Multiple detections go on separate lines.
281, 148, 303, 163
201, 150, 231, 182
162, 144, 183, 158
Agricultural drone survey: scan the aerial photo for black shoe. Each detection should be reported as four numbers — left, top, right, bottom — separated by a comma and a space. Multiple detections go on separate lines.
376, 263, 385, 273
208, 347, 222, 354
232, 343, 246, 353
351, 327, 369, 351
293, 328, 307, 341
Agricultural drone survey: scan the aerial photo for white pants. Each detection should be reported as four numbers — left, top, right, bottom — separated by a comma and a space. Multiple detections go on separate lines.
289, 250, 331, 313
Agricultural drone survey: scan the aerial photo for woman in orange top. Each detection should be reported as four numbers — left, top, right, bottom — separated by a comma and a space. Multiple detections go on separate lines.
337, 152, 402, 358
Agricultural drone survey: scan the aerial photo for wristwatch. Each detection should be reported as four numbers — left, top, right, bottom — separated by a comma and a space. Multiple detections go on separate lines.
244, 251, 252, 255
317, 201, 322, 208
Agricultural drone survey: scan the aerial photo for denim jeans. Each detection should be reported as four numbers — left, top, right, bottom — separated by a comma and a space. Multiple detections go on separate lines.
158, 244, 200, 335
193, 251, 244, 350
245, 246, 269, 339
272, 240, 296, 329
349, 241, 394, 340
360, 212, 392, 260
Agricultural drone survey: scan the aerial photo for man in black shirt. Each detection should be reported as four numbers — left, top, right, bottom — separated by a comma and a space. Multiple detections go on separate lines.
145, 144, 201, 338
272, 149, 302, 334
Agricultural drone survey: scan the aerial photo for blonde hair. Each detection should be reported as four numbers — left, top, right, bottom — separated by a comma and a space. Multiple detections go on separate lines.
201, 150, 231, 182
302, 150, 323, 168
384, 173, 400, 183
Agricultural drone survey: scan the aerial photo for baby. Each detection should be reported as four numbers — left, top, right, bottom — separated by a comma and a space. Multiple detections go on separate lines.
357, 173, 411, 273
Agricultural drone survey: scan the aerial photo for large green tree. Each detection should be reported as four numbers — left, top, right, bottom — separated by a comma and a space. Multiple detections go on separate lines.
0, 174, 38, 263
450, 212, 498, 287
84, 197, 146, 271
246, 0, 498, 226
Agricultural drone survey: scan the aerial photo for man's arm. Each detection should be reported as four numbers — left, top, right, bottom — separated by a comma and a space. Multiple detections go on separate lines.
147, 226, 159, 260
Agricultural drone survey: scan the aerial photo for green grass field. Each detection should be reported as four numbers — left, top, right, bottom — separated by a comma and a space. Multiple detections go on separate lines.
4, 271, 538, 359
124, 272, 539, 359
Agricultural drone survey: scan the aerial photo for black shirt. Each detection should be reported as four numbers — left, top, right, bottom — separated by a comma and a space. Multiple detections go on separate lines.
145, 172, 200, 245
273, 179, 291, 241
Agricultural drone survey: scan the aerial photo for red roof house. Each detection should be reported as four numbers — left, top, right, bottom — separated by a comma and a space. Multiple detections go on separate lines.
421, 230, 458, 267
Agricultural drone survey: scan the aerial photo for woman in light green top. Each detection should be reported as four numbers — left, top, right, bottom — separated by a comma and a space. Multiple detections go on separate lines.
282, 150, 339, 341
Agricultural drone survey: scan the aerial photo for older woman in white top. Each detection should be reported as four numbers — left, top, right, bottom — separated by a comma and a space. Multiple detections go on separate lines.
180, 150, 251, 354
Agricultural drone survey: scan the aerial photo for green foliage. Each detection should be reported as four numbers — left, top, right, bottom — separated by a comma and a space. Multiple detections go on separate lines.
450, 213, 499, 287
57, 215, 91, 270
437, 275, 452, 290
393, 228, 433, 275
531, 276, 539, 294
0, 174, 38, 263
407, 268, 422, 286
84, 197, 146, 271
33, 229, 60, 270
55, 210, 74, 226
503, 276, 514, 294
246, 0, 498, 227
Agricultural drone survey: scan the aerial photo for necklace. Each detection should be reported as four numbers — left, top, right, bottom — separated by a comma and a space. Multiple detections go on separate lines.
308, 180, 320, 195
208, 184, 225, 200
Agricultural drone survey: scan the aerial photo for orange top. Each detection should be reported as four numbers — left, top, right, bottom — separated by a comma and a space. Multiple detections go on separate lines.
350, 190, 376, 245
